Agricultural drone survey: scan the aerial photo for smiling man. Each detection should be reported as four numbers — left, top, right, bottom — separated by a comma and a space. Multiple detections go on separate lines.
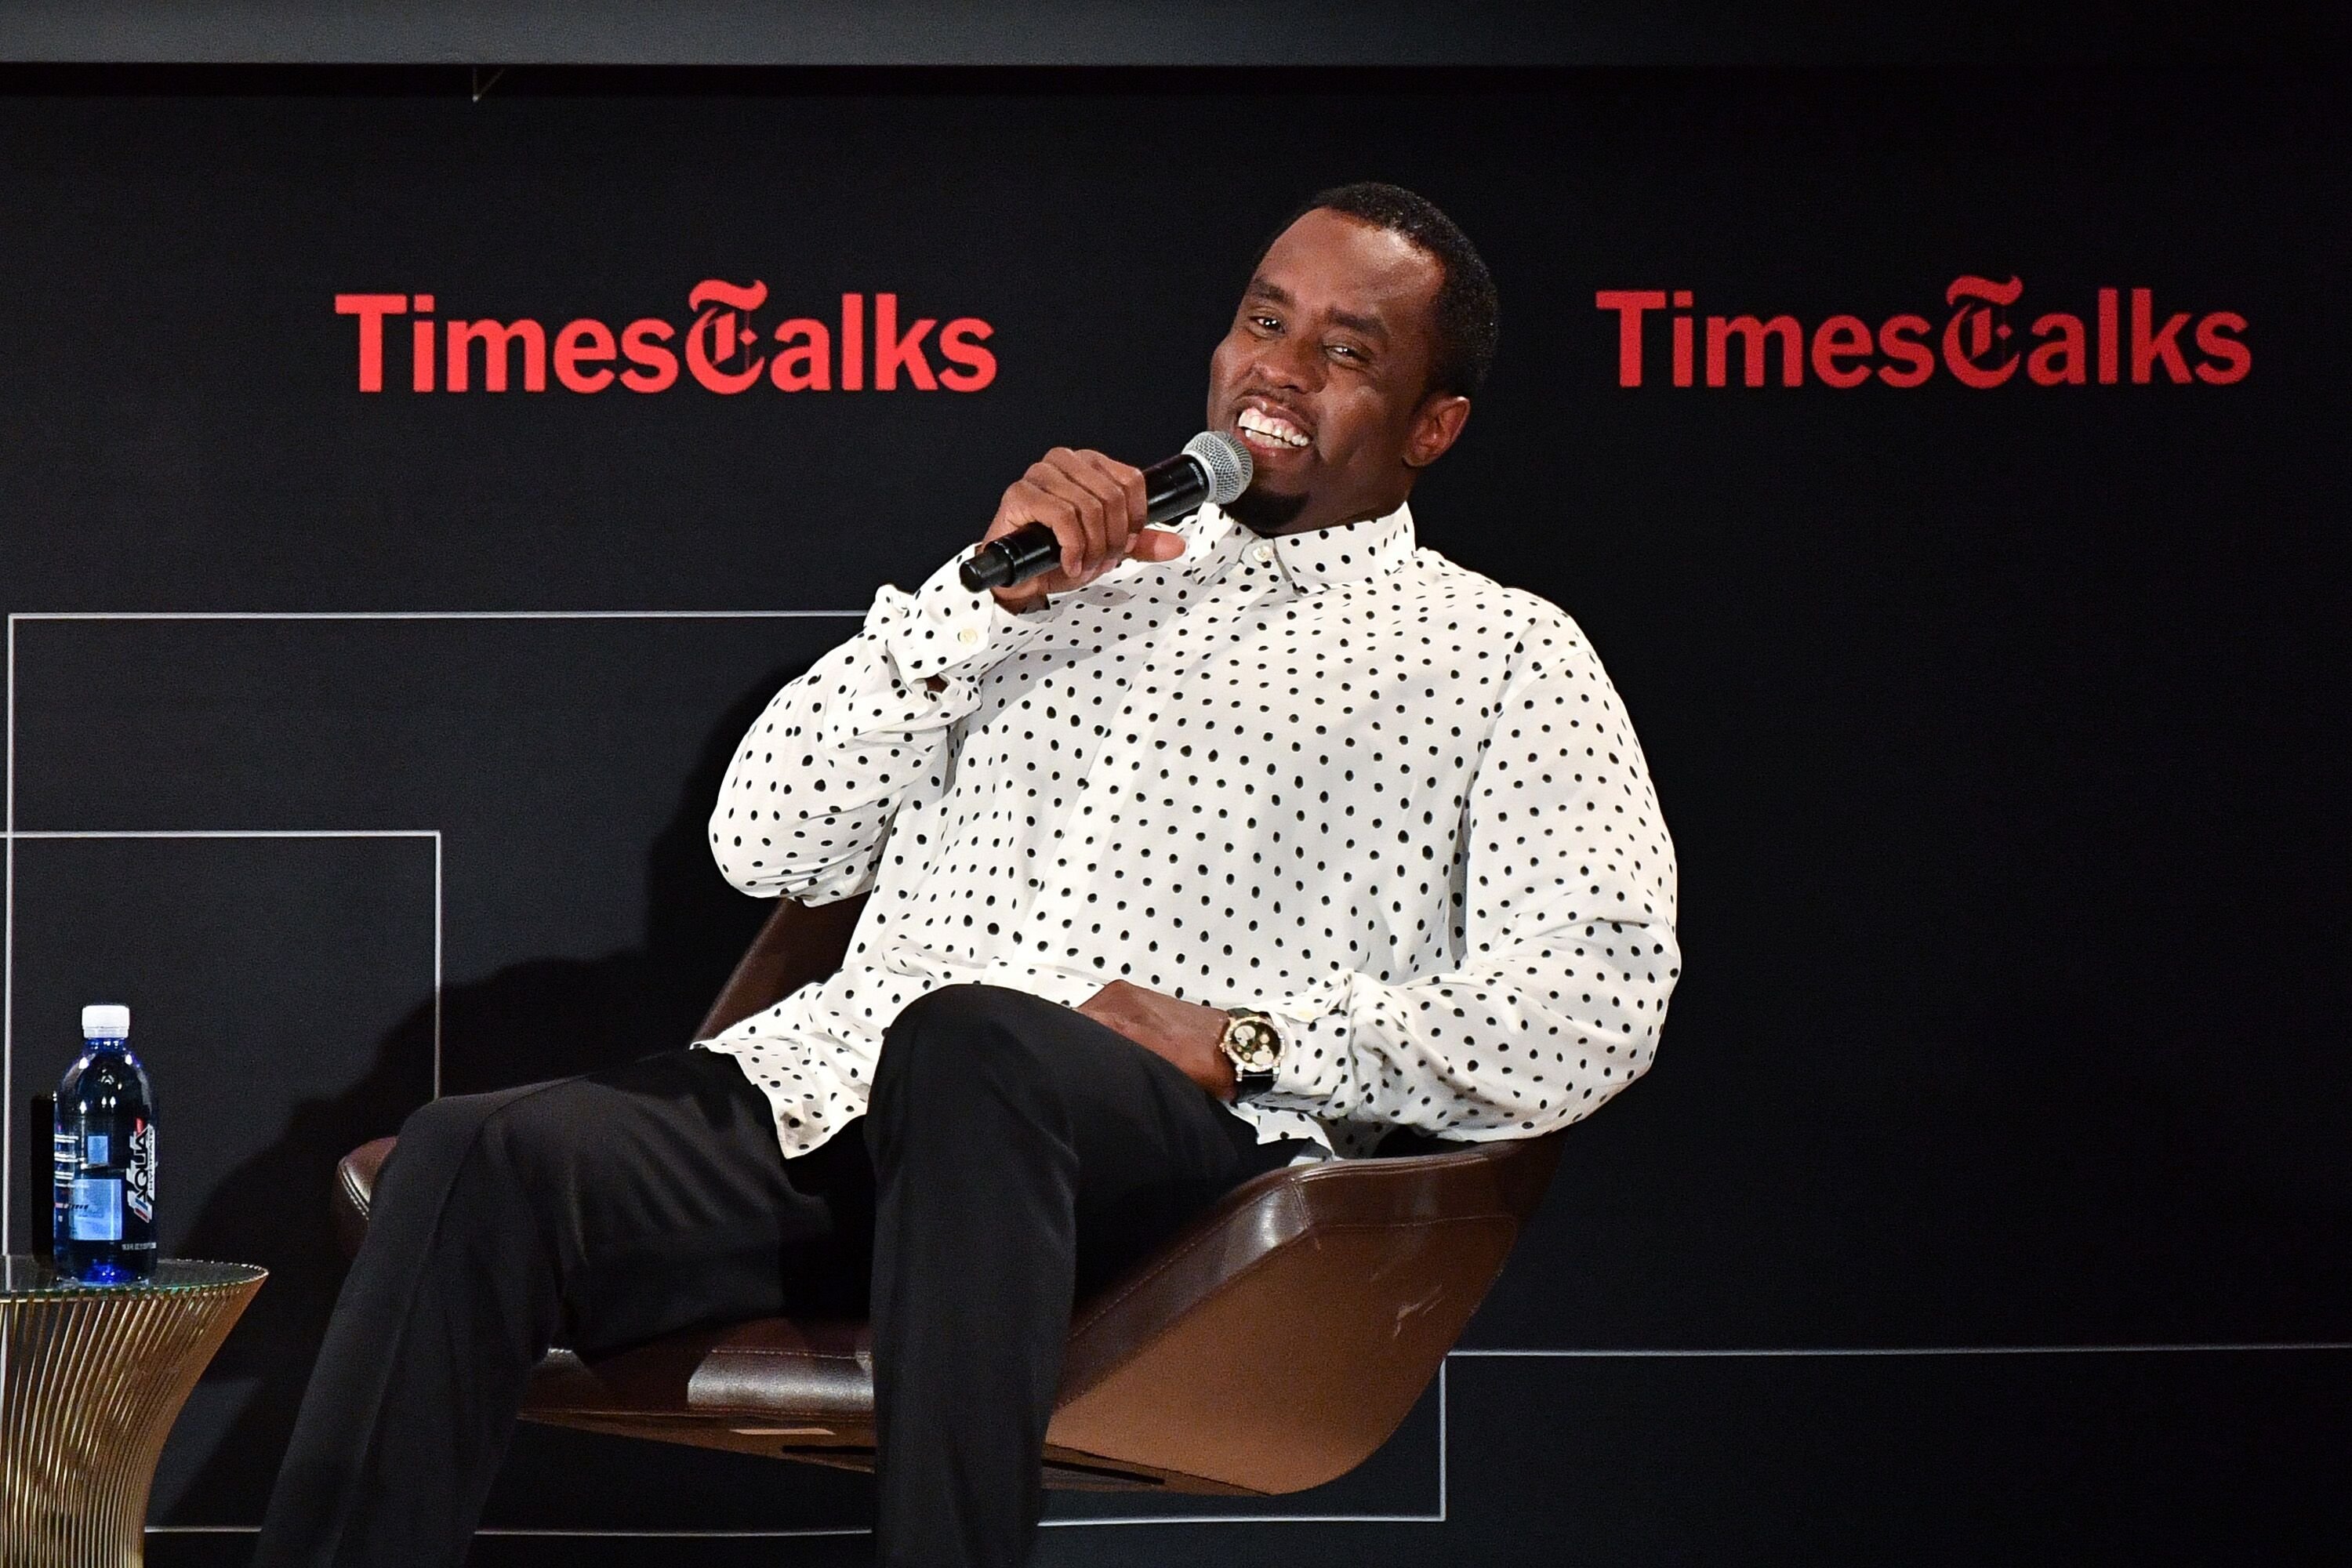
256, 183, 1679, 1568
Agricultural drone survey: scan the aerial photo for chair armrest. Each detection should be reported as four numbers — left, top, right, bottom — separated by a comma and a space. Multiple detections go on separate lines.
332, 1136, 397, 1261
1047, 1134, 1563, 1494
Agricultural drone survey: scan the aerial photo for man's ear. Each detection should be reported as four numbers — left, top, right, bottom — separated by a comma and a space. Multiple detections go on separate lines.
1403, 394, 1472, 470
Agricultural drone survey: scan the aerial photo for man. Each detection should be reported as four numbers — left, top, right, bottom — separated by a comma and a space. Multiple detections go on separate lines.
256, 182, 1679, 1568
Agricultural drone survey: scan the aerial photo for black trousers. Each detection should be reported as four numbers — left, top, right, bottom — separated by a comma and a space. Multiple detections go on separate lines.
252, 982, 1307, 1568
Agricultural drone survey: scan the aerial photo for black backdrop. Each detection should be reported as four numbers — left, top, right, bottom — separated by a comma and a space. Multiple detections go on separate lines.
2, 60, 2348, 1566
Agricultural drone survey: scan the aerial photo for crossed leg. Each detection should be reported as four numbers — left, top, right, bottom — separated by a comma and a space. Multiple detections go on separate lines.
252, 982, 1301, 1568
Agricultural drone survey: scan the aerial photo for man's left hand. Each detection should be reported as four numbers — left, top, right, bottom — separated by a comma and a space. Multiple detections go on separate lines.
1077, 979, 1237, 1101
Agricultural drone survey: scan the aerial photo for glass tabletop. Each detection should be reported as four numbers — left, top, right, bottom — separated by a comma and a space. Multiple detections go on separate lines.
1, 1257, 267, 1297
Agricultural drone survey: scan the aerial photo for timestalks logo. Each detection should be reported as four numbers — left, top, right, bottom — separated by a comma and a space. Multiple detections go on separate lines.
1594, 277, 2249, 389
333, 279, 996, 395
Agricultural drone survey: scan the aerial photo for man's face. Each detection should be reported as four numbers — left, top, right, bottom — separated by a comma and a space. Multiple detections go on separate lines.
1206, 206, 1469, 535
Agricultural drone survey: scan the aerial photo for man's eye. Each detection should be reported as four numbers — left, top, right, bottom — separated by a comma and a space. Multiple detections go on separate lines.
1251, 315, 1280, 332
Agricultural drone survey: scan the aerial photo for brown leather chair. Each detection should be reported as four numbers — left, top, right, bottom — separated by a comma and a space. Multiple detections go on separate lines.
333, 894, 1566, 1495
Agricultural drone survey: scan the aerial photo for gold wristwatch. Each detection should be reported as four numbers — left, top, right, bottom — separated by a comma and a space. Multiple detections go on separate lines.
1218, 1007, 1283, 1102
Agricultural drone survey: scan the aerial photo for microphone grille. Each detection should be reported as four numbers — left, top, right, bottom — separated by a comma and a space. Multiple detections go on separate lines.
1184, 430, 1253, 505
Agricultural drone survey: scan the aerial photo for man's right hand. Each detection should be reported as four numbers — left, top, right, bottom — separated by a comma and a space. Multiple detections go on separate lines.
982, 448, 1189, 614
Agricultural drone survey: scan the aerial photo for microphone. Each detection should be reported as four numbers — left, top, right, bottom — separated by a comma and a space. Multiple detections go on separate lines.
959, 431, 1253, 593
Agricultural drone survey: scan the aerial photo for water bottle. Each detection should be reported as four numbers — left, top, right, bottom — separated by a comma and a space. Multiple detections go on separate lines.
52, 1004, 158, 1283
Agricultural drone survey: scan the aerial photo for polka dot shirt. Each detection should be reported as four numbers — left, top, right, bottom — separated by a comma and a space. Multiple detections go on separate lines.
702, 499, 1679, 1162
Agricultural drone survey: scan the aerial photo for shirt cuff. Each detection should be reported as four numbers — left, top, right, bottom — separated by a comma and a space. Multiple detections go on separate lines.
1249, 976, 1356, 1116
875, 539, 1054, 687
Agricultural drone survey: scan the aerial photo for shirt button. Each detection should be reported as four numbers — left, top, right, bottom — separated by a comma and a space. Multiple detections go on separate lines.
1250, 542, 1275, 564
957, 626, 982, 645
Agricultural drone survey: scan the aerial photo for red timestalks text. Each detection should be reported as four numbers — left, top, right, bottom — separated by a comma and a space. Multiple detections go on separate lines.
334, 280, 997, 394
1594, 278, 2249, 389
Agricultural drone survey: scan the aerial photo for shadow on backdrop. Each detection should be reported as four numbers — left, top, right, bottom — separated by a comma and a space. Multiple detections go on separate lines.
168, 662, 808, 1522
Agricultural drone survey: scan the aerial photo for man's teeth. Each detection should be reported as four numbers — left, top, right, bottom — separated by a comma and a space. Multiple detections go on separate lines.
1238, 408, 1311, 448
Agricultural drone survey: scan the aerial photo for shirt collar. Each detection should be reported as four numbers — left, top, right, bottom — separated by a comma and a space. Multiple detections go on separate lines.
1187, 499, 1417, 594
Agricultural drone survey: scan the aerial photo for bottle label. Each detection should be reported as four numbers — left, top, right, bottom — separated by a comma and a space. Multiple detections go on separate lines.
85, 1131, 111, 1166
125, 1120, 157, 1225
69, 1178, 123, 1240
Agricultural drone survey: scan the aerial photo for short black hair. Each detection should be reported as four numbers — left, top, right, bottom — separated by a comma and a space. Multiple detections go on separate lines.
1254, 182, 1500, 401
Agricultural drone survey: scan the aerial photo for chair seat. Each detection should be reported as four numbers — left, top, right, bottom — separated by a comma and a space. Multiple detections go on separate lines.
334, 1127, 1559, 1494
533, 1316, 876, 1426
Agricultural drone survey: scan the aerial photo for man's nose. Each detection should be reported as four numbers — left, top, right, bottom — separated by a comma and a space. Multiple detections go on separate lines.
1249, 332, 1323, 394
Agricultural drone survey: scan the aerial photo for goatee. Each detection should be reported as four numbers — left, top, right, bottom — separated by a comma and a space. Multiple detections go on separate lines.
1223, 485, 1312, 535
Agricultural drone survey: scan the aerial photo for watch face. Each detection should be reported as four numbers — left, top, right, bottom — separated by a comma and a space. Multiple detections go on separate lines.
1228, 1018, 1281, 1071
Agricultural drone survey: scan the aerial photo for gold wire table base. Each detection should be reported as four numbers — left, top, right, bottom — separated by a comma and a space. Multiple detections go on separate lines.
2, 1259, 265, 1568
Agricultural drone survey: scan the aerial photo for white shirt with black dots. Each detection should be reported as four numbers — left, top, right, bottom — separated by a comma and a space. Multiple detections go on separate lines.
701, 499, 1679, 1163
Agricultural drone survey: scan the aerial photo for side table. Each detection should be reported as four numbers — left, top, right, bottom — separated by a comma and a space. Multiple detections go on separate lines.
1, 1258, 265, 1567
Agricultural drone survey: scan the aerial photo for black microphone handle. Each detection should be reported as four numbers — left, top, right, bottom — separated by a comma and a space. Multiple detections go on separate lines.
959, 452, 1212, 592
